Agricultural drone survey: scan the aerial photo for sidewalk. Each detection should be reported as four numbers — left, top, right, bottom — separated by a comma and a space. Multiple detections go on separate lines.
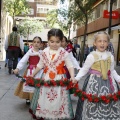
0, 61, 32, 120
0, 61, 120, 120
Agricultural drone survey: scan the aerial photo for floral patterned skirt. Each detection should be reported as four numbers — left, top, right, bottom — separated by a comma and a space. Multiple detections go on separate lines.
75, 74, 120, 120
29, 86, 74, 120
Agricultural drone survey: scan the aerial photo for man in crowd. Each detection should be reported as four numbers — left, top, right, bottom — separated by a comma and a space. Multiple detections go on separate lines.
73, 39, 80, 61
5, 26, 24, 74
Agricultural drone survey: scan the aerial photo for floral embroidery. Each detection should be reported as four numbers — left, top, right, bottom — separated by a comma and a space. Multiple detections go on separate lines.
41, 48, 68, 78
46, 88, 58, 102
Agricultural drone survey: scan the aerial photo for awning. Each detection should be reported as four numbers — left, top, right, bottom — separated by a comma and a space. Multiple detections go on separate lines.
106, 25, 120, 31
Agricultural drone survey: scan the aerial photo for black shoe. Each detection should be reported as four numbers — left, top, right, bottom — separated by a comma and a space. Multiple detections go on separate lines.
26, 99, 30, 105
8, 67, 12, 74
5, 63, 7, 67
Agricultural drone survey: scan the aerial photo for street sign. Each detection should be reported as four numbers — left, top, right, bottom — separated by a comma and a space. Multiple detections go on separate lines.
103, 10, 119, 19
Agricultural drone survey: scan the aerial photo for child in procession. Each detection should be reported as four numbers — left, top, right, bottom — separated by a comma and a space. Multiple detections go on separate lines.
62, 36, 80, 70
29, 28, 76, 120
74, 31, 120, 120
13, 36, 43, 105
61, 36, 80, 79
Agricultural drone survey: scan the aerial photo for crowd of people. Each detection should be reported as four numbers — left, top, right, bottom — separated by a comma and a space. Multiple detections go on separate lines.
4, 26, 120, 120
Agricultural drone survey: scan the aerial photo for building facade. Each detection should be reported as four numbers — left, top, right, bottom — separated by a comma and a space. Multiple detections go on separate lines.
0, 0, 58, 61
15, 0, 58, 41
72, 0, 120, 64
16, 0, 58, 20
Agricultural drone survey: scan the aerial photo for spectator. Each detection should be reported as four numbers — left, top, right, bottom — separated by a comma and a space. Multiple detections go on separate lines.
39, 42, 44, 50
73, 39, 80, 61
89, 44, 95, 52
84, 44, 89, 61
4, 26, 24, 74
24, 43, 29, 54
107, 41, 115, 56
68, 40, 77, 58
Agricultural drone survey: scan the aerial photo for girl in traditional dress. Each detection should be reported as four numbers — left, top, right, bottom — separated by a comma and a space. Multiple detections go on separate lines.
61, 36, 80, 74
29, 28, 76, 120
13, 36, 43, 105
75, 31, 120, 120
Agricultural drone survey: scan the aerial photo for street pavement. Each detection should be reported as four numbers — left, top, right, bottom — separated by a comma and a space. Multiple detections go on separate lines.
0, 61, 120, 120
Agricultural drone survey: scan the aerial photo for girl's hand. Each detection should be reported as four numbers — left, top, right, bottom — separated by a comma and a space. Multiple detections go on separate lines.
13, 68, 19, 75
30, 74, 34, 78
70, 77, 78, 84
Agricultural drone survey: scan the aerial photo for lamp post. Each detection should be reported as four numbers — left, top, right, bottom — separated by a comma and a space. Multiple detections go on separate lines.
68, 22, 71, 40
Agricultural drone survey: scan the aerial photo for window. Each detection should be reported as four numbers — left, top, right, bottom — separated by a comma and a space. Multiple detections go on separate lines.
37, 7, 50, 13
92, 10, 96, 20
26, 0, 34, 2
28, 8, 34, 15
104, 0, 109, 10
117, 0, 120, 8
37, 8, 43, 13
113, 0, 117, 10
96, 5, 101, 18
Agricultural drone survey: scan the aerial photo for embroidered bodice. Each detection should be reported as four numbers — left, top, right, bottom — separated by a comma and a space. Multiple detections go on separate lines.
42, 47, 68, 79
91, 52, 111, 80
16, 49, 42, 71
75, 50, 115, 81
29, 56, 40, 66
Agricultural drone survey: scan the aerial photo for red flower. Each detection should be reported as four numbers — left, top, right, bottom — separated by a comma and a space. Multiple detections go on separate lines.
44, 82, 49, 87
63, 78, 68, 81
74, 83, 79, 88
88, 97, 93, 102
87, 94, 92, 99
94, 98, 99, 103
81, 97, 85, 101
101, 96, 107, 101
36, 84, 41, 87
76, 89, 80, 93
82, 91, 86, 96
69, 81, 73, 87
117, 91, 120, 96
113, 95, 118, 101
60, 81, 64, 86
74, 94, 77, 96
104, 99, 110, 104
50, 80, 57, 86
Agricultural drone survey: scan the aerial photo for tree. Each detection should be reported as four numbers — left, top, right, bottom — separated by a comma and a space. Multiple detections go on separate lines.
3, 0, 29, 24
17, 17, 44, 41
46, 9, 69, 35
67, 0, 96, 67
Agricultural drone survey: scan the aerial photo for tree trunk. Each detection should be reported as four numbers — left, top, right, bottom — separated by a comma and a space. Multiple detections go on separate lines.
13, 14, 16, 26
108, 0, 113, 35
80, 17, 88, 67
